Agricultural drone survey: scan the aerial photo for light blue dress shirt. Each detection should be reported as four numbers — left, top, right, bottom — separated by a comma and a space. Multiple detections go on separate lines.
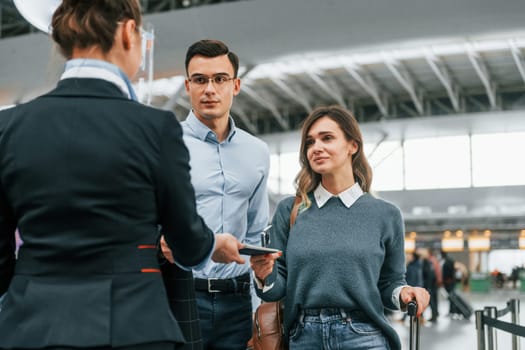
181, 111, 270, 279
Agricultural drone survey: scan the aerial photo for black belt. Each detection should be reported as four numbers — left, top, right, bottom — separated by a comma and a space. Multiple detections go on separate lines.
301, 308, 371, 322
195, 273, 251, 294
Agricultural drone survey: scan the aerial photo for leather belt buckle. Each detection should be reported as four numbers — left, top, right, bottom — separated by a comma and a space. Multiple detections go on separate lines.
207, 278, 221, 293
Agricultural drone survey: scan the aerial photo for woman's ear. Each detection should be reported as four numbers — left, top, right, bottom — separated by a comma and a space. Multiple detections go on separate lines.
121, 20, 137, 51
349, 139, 358, 156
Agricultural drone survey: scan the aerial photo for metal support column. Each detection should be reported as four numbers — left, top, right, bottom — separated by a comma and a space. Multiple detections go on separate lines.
476, 309, 486, 350
485, 306, 497, 350
510, 299, 520, 350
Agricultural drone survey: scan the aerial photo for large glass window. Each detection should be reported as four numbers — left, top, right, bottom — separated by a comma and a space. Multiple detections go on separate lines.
404, 136, 471, 190
268, 152, 300, 194
268, 154, 281, 194
488, 249, 525, 275
366, 141, 404, 191
268, 131, 525, 195
472, 132, 525, 187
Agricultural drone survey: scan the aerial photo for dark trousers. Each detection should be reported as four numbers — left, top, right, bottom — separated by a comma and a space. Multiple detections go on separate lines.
444, 283, 458, 314
196, 290, 252, 350
428, 285, 439, 320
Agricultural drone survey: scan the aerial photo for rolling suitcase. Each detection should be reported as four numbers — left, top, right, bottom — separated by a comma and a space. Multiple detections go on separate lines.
407, 301, 420, 350
448, 290, 473, 320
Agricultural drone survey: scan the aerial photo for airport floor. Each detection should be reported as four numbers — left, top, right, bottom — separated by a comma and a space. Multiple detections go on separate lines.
390, 287, 525, 350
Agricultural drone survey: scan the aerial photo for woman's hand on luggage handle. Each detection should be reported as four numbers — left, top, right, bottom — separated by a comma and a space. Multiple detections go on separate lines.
250, 252, 282, 283
400, 286, 430, 317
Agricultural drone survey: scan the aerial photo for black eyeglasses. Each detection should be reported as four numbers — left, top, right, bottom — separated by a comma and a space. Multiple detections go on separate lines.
188, 74, 235, 86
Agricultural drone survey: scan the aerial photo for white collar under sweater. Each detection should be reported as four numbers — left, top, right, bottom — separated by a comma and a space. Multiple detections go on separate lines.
313, 182, 364, 208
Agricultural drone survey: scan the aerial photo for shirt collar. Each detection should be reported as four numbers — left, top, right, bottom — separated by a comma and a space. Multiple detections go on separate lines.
313, 182, 364, 208
186, 110, 237, 143
60, 59, 135, 100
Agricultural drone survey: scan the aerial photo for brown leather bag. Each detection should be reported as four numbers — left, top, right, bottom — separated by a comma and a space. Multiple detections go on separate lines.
252, 300, 286, 350
251, 196, 301, 350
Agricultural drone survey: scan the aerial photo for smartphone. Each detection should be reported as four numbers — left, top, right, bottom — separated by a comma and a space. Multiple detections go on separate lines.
260, 224, 272, 247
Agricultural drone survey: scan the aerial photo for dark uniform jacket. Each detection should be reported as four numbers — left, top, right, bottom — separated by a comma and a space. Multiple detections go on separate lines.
0, 78, 214, 348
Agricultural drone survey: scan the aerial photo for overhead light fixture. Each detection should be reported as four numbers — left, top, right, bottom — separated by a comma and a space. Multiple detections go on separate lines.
442, 229, 464, 252
519, 230, 525, 249
468, 236, 490, 251
13, 0, 61, 34
441, 237, 464, 252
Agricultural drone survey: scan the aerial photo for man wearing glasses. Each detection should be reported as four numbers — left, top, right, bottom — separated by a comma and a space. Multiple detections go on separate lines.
180, 39, 270, 350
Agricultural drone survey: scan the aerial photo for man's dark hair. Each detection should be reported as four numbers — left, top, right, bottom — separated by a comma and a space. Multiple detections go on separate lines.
185, 39, 239, 77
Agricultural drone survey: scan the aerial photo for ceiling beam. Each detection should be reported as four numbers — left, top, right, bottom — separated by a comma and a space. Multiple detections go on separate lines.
509, 39, 525, 87
366, 131, 389, 159
342, 62, 389, 116
398, 101, 418, 117
466, 43, 497, 109
424, 49, 461, 112
466, 95, 488, 111
372, 140, 402, 169
238, 64, 256, 79
431, 98, 455, 114
161, 83, 186, 111
176, 97, 191, 109
383, 55, 424, 115
174, 98, 191, 120
241, 85, 289, 131
269, 77, 311, 112
231, 104, 258, 135
306, 71, 347, 107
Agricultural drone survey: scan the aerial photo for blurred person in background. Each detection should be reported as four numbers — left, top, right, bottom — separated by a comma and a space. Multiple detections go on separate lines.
0, 1, 243, 349
402, 251, 423, 322
406, 251, 424, 288
250, 105, 429, 350
422, 248, 442, 322
441, 251, 458, 315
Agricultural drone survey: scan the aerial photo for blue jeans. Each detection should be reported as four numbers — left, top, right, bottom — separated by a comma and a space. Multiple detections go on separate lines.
289, 308, 390, 350
196, 291, 252, 350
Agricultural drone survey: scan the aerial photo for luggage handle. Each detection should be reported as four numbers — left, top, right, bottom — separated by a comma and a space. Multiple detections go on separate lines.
407, 300, 417, 316
407, 300, 420, 350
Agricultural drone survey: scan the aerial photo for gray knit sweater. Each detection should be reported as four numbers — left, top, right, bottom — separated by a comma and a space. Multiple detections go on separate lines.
255, 193, 407, 350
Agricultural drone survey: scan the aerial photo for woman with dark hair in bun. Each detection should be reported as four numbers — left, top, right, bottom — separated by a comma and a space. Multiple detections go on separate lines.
0, 1, 244, 349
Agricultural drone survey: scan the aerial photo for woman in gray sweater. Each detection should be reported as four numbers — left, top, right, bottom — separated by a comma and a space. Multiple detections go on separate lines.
251, 105, 429, 350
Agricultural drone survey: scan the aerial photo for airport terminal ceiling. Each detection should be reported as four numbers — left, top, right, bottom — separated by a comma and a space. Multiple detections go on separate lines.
2, 0, 525, 137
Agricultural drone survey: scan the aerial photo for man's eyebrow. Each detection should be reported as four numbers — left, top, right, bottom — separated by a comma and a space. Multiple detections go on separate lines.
189, 72, 231, 77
